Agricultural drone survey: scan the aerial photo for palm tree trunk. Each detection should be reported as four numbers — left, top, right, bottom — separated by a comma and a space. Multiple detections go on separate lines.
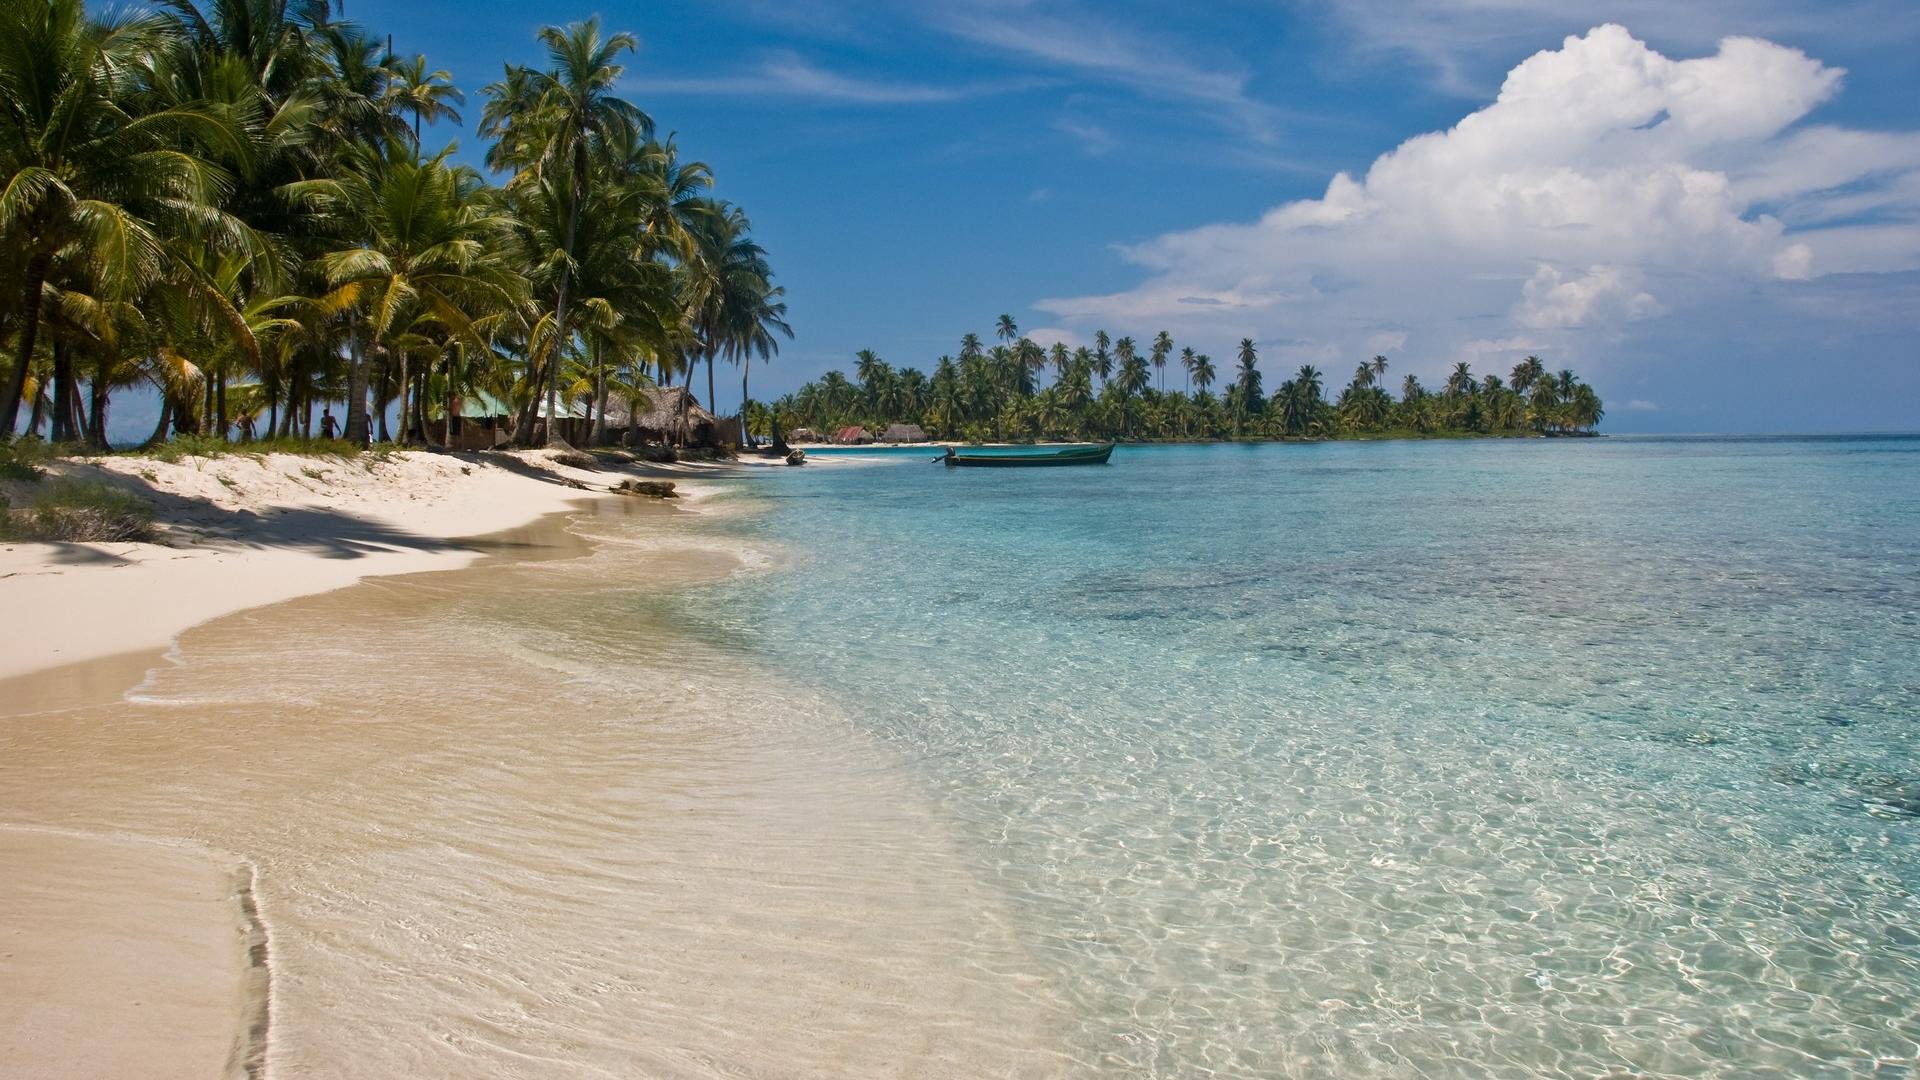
216, 371, 228, 441
346, 338, 370, 446
200, 367, 214, 436
50, 341, 75, 442
0, 252, 49, 438
590, 341, 608, 447
705, 350, 715, 423
144, 397, 172, 448
410, 359, 426, 445
375, 352, 392, 443
444, 351, 455, 448
626, 371, 640, 448
541, 178, 585, 449
397, 352, 409, 445
740, 355, 750, 449
89, 359, 110, 450
25, 385, 46, 438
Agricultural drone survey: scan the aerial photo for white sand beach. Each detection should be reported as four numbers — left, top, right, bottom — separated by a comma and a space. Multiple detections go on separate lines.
0, 450, 735, 1078
0, 449, 728, 681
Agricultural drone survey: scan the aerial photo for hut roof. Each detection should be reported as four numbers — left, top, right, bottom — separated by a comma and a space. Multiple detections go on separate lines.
602, 386, 718, 430
881, 423, 928, 442
452, 390, 513, 419
833, 425, 873, 444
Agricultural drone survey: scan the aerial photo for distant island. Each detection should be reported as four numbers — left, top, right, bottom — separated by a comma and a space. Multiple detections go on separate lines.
765, 317, 1603, 443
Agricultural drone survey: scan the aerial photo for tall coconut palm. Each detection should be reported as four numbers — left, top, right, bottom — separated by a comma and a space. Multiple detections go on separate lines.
994, 313, 1017, 346
1191, 353, 1215, 397
1445, 362, 1477, 399
1092, 329, 1111, 385
482, 16, 649, 446
1510, 355, 1545, 396
1150, 329, 1171, 393
384, 53, 463, 145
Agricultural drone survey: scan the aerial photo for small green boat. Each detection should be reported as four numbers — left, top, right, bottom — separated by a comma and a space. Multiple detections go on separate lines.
940, 443, 1115, 468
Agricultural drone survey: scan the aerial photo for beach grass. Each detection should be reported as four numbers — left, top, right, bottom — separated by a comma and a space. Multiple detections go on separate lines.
0, 478, 155, 543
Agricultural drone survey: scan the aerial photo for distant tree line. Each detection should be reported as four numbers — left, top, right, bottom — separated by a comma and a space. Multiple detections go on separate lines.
766, 317, 1603, 442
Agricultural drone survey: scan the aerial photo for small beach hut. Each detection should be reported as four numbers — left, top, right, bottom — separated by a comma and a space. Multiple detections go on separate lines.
789, 427, 822, 444
832, 425, 874, 445
443, 391, 514, 450
881, 423, 928, 443
602, 387, 722, 447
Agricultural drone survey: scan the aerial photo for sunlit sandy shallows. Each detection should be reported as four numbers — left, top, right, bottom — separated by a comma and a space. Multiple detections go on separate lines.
0, 498, 1074, 1078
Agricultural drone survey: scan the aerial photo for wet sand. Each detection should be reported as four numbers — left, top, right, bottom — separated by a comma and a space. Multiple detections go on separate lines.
0, 830, 260, 1080
1, 493, 1073, 1077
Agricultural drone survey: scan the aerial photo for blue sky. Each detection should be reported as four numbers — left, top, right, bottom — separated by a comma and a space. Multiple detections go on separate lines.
363, 0, 1920, 433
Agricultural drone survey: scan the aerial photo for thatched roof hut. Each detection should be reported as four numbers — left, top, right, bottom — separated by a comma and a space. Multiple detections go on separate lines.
602, 387, 721, 446
789, 427, 822, 444
881, 423, 928, 443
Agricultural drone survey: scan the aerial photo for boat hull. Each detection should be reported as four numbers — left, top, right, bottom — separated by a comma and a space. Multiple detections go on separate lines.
942, 443, 1115, 467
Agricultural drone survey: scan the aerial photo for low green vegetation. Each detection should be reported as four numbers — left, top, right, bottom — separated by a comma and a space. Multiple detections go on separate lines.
0, 439, 49, 482
0, 480, 155, 543
775, 321, 1603, 443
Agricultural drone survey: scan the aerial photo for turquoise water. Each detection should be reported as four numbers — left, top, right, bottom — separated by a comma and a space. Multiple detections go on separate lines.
686, 437, 1920, 1077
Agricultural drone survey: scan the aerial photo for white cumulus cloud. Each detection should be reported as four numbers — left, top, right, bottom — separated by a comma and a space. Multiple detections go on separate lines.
1514, 265, 1663, 329
1034, 24, 1920, 377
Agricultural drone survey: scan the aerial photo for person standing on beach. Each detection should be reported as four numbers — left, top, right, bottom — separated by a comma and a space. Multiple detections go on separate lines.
320, 409, 338, 440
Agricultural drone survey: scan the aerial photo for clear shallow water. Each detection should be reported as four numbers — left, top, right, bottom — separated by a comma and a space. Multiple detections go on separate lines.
682, 436, 1920, 1077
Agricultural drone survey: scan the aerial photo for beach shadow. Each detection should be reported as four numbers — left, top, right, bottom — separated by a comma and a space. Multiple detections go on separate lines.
52, 461, 553, 563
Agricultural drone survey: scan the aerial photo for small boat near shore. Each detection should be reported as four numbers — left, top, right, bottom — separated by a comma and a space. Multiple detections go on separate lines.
940, 443, 1115, 468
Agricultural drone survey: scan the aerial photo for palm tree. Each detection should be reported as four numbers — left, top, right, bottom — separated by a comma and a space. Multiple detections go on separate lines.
1232, 339, 1260, 437
0, 0, 238, 437
1445, 362, 1477, 399
1510, 355, 1545, 396
1568, 383, 1604, 431
385, 53, 464, 144
1353, 362, 1375, 389
1092, 329, 1111, 386
1191, 353, 1215, 397
854, 348, 888, 410
1371, 354, 1389, 384
322, 148, 523, 444
1150, 330, 1172, 393
994, 313, 1017, 346
1276, 364, 1323, 435
483, 17, 649, 446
